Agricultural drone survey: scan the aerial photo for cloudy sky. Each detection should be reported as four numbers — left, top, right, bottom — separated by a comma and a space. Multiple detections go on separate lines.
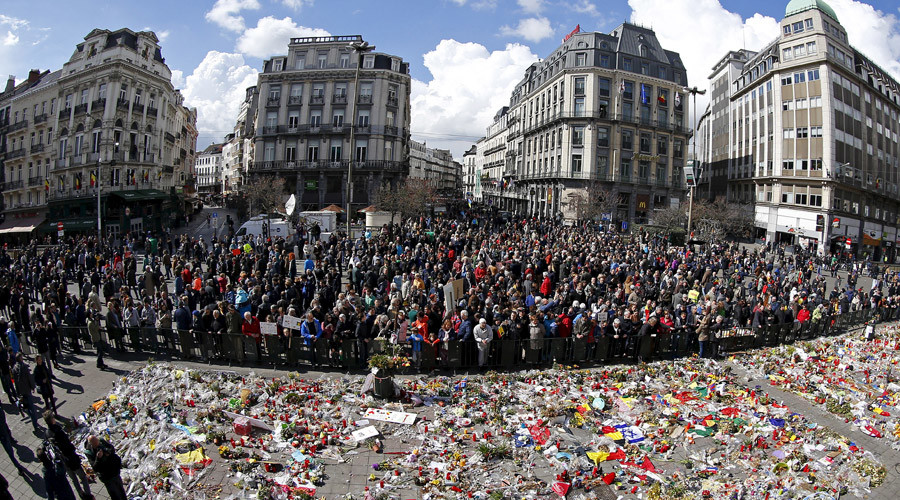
1, 0, 899, 157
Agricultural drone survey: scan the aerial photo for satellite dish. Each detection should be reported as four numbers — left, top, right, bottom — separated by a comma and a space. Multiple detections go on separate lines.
285, 194, 296, 215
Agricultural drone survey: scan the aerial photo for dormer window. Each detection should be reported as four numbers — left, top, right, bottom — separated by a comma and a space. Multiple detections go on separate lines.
640, 45, 648, 58
273, 59, 283, 71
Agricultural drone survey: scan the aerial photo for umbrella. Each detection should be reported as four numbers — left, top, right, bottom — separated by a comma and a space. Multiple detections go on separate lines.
322, 204, 345, 213
358, 205, 378, 213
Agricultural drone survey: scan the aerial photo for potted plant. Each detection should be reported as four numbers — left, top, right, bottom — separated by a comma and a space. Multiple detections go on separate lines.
368, 348, 409, 399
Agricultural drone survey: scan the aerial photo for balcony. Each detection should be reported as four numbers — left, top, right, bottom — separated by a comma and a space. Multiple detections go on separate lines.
34, 113, 48, 125
71, 154, 85, 166
288, 95, 303, 106
59, 108, 71, 120
91, 98, 106, 114
357, 94, 372, 105
8, 120, 28, 133
74, 103, 88, 116
28, 176, 42, 187
261, 125, 286, 135
249, 159, 407, 173
165, 132, 176, 143
2, 181, 23, 192
309, 95, 325, 105
383, 125, 399, 136
133, 103, 145, 114
266, 97, 281, 107
355, 124, 371, 134
332, 94, 347, 104
55, 158, 68, 168
7, 148, 26, 159
147, 106, 158, 117
387, 96, 399, 107
30, 144, 44, 154
116, 99, 130, 110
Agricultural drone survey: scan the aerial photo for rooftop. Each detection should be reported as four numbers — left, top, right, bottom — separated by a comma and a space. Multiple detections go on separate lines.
785, 0, 839, 23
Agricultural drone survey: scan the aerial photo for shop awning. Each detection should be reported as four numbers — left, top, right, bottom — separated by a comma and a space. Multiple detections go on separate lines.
0, 215, 46, 234
37, 218, 99, 234
111, 189, 169, 202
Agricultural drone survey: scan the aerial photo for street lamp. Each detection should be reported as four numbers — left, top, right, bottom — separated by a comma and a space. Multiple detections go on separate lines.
97, 141, 119, 239
683, 86, 706, 239
347, 40, 375, 237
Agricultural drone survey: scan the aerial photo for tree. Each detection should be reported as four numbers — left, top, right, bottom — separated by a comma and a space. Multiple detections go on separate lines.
689, 197, 755, 242
570, 182, 621, 221
651, 203, 687, 235
244, 176, 287, 216
375, 179, 435, 223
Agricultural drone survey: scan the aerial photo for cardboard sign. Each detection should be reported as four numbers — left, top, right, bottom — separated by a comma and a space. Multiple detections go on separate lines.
260, 322, 278, 335
223, 410, 273, 431
362, 408, 417, 425
351, 425, 380, 441
282, 315, 303, 331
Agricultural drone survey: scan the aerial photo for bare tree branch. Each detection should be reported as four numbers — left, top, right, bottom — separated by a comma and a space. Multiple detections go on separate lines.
244, 176, 287, 216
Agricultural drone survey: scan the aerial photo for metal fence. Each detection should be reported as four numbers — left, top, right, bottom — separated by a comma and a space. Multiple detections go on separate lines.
41, 307, 887, 372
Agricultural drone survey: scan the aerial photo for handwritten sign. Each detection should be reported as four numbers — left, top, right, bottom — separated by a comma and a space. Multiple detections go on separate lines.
362, 408, 417, 425
260, 322, 278, 335
282, 314, 303, 331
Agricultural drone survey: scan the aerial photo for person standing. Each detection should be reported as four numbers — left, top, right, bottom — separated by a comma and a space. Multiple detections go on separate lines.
0, 408, 23, 472
37, 438, 78, 500
44, 411, 93, 500
34, 354, 56, 414
84, 435, 126, 500
87, 311, 105, 370
0, 347, 16, 405
473, 318, 493, 368
11, 352, 41, 432
5, 322, 19, 356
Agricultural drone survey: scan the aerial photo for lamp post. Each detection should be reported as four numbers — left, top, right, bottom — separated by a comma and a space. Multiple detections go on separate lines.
683, 86, 706, 239
347, 40, 375, 237
97, 141, 119, 240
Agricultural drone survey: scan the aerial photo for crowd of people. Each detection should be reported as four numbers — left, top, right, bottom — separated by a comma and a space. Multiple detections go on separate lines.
0, 207, 898, 496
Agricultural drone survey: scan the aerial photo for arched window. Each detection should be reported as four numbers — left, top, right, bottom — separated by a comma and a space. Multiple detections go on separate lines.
59, 128, 68, 136
115, 118, 123, 128
93, 119, 102, 129
131, 122, 139, 130
75, 123, 85, 133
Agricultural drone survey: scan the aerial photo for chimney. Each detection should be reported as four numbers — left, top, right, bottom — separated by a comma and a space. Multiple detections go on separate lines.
28, 69, 40, 84
4, 75, 14, 93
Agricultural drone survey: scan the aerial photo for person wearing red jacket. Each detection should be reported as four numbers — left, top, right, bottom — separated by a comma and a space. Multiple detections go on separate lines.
540, 272, 552, 297
796, 305, 810, 323
556, 313, 573, 338
242, 312, 261, 343
474, 262, 487, 282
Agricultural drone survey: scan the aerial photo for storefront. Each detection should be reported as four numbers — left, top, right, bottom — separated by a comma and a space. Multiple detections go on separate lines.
0, 211, 46, 244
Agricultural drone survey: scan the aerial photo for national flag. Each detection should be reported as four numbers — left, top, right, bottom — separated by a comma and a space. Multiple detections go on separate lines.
58, 175, 64, 190
674, 92, 682, 108
44, 179, 50, 192
157, 169, 162, 180
90, 171, 96, 188
130, 169, 136, 185
143, 169, 149, 182
657, 93, 667, 105
75, 173, 81, 190
619, 80, 625, 94
640, 84, 649, 104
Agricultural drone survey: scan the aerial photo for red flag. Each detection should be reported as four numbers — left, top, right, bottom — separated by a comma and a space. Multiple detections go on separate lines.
602, 473, 616, 485
551, 482, 570, 497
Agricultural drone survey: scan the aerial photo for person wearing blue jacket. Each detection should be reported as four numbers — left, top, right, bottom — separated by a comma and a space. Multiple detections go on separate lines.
5, 323, 20, 356
300, 312, 322, 366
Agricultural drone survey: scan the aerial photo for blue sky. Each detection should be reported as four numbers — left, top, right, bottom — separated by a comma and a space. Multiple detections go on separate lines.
2, 0, 899, 155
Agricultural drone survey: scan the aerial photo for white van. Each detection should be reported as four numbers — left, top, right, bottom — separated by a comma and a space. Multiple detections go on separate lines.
235, 216, 294, 239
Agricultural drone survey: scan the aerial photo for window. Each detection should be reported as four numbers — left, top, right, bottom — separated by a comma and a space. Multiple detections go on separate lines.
795, 98, 807, 109
318, 53, 327, 68
783, 25, 791, 36
355, 139, 368, 162
794, 45, 805, 58
330, 141, 342, 161
98, 83, 107, 100
673, 139, 683, 158
73, 135, 83, 156
782, 192, 793, 204
288, 111, 300, 129
307, 140, 319, 161
638, 161, 649, 179
573, 98, 585, 116
295, 57, 305, 70
641, 62, 649, 75
80, 89, 89, 105
639, 132, 651, 153
619, 159, 631, 179
265, 111, 277, 127
285, 143, 296, 161
795, 193, 808, 205
597, 127, 609, 147
357, 109, 370, 127
805, 18, 813, 29
783, 129, 795, 139
572, 126, 584, 146
810, 126, 823, 137
781, 75, 793, 86
598, 78, 610, 97
290, 84, 302, 98
623, 81, 634, 100
334, 82, 348, 97
623, 58, 632, 71
134, 89, 142, 105
572, 154, 582, 173
309, 110, 321, 127
273, 59, 283, 71
783, 160, 794, 170
658, 67, 667, 79
359, 82, 373, 96
574, 77, 585, 96
783, 100, 794, 111
91, 130, 101, 153
340, 53, 350, 68
268, 85, 281, 100
793, 72, 806, 83
783, 48, 792, 61
385, 141, 394, 161
810, 159, 822, 170
332, 109, 344, 127
600, 54, 610, 68
807, 41, 817, 54
576, 53, 586, 66
658, 89, 668, 107
792, 21, 804, 33
363, 55, 374, 69
386, 110, 395, 127
809, 96, 822, 107
807, 69, 820, 81
621, 130, 633, 150
657, 135, 668, 155
312, 83, 324, 97
797, 159, 809, 170
809, 194, 822, 206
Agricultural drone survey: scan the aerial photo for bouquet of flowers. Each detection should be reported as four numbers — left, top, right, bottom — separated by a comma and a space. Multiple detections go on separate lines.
367, 353, 410, 372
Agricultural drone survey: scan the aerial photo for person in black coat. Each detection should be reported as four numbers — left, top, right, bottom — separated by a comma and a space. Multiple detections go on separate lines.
33, 354, 56, 413
37, 438, 77, 500
44, 412, 93, 500
84, 435, 126, 500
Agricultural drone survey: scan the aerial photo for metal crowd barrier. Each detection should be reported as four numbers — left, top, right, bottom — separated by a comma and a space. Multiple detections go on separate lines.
47, 307, 887, 371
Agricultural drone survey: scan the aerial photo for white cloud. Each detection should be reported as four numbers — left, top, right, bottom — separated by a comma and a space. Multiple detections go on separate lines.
411, 40, 538, 152
0, 15, 28, 30
452, 0, 498, 10
205, 0, 261, 33
157, 30, 170, 43
499, 17, 554, 42
2, 31, 18, 47
282, 0, 313, 10
827, 0, 900, 79
179, 51, 259, 144
170, 69, 185, 89
236, 16, 330, 59
570, 0, 600, 16
517, 0, 543, 14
